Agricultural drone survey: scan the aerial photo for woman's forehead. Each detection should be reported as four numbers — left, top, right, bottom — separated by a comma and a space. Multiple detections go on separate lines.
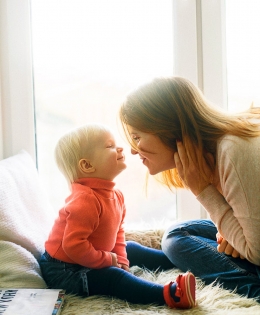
127, 126, 140, 133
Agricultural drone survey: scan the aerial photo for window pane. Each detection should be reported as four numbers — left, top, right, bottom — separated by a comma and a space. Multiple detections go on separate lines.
31, 0, 176, 228
226, 0, 260, 112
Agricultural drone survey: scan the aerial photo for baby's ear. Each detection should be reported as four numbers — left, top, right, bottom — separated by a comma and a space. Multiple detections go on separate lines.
78, 159, 95, 173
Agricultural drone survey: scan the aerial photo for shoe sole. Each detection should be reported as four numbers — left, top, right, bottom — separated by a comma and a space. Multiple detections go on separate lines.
184, 272, 196, 307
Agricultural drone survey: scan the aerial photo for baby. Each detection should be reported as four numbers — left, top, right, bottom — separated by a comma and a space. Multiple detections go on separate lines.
39, 123, 196, 309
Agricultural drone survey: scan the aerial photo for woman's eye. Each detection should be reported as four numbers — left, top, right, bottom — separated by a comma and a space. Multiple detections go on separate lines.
132, 136, 140, 143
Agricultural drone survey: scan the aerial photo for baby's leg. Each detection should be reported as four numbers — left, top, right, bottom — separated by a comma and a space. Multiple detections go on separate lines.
88, 266, 195, 308
88, 266, 165, 304
126, 241, 174, 270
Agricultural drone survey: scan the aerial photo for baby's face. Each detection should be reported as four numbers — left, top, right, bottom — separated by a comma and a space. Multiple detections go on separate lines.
88, 131, 127, 181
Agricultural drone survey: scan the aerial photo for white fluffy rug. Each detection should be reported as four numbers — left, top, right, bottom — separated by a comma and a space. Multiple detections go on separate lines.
60, 229, 260, 315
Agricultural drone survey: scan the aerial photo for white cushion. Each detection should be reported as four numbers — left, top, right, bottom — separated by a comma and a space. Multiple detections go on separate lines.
0, 241, 47, 288
0, 150, 55, 288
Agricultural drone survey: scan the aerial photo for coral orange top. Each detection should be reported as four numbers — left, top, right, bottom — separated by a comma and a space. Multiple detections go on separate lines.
45, 177, 129, 269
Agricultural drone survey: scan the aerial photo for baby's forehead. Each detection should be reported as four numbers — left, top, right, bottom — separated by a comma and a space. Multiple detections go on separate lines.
93, 130, 115, 143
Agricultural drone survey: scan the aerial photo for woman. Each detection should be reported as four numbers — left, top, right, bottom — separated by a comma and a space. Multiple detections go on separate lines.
119, 76, 260, 301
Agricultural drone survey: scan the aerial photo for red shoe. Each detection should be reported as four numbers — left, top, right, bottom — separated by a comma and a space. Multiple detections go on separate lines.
163, 271, 196, 309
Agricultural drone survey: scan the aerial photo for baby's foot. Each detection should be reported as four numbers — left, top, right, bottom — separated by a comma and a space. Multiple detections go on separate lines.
163, 271, 196, 309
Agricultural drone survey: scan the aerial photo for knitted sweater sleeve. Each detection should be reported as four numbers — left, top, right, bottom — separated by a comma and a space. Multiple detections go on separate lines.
197, 135, 260, 266
111, 190, 129, 266
62, 193, 112, 269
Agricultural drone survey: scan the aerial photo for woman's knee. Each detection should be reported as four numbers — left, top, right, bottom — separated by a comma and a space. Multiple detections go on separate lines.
162, 219, 216, 246
161, 220, 194, 251
161, 220, 219, 272
161, 225, 186, 258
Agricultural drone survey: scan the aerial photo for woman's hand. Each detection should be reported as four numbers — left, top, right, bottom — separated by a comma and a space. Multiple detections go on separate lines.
216, 232, 245, 259
174, 140, 214, 196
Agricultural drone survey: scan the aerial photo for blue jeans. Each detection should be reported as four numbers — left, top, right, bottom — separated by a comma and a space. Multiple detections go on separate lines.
39, 241, 174, 304
162, 219, 260, 301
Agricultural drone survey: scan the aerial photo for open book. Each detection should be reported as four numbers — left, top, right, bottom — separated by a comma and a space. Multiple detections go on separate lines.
0, 289, 65, 315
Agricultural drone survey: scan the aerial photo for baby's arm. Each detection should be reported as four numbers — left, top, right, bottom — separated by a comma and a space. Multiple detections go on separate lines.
110, 252, 129, 270
110, 252, 120, 267
111, 191, 129, 268
62, 193, 114, 268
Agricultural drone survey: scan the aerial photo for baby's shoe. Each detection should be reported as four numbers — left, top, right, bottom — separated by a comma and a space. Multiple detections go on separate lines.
163, 271, 196, 309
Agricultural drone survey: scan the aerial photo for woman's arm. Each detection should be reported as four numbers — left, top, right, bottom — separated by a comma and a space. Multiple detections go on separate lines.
197, 136, 260, 265
175, 136, 260, 265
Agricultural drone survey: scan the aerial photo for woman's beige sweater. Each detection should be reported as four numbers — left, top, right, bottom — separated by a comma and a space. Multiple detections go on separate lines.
197, 134, 260, 266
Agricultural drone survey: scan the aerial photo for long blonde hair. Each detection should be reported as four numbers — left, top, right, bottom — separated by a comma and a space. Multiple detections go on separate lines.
119, 76, 260, 188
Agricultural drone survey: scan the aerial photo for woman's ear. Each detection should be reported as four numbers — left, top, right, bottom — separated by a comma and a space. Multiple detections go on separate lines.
78, 159, 95, 174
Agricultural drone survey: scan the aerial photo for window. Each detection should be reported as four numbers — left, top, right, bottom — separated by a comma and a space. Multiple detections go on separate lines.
31, 0, 176, 228
4, 0, 245, 224
226, 0, 260, 112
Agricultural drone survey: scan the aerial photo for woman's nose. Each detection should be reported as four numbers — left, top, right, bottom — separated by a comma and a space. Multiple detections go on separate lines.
117, 147, 123, 152
131, 148, 138, 155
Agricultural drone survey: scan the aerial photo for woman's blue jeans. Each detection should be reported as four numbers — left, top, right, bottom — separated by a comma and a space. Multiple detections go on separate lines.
162, 219, 260, 302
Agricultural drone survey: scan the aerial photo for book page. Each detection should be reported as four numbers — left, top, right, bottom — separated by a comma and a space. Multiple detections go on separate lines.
0, 289, 63, 315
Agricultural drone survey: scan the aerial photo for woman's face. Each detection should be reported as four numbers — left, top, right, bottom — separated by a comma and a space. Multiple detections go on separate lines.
127, 126, 176, 175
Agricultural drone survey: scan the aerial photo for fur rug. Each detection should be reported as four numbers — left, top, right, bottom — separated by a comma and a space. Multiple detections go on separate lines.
60, 229, 260, 315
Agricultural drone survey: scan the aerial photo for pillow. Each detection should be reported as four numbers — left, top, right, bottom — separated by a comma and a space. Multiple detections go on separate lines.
0, 150, 56, 288
0, 241, 47, 288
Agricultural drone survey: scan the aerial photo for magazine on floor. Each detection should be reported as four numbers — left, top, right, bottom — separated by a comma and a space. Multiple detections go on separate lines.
0, 288, 65, 315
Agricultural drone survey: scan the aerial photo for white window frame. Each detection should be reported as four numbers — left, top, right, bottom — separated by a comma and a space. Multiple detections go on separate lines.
173, 0, 227, 220
0, 0, 227, 220
0, 0, 36, 161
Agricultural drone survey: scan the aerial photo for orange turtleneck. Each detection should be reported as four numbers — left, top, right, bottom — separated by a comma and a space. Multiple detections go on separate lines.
45, 177, 129, 269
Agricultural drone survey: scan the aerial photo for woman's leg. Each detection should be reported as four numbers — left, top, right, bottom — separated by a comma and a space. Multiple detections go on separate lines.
126, 241, 174, 270
162, 219, 260, 301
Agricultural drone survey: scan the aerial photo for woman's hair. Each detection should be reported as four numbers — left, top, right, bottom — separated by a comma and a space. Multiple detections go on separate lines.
119, 76, 260, 188
55, 123, 111, 184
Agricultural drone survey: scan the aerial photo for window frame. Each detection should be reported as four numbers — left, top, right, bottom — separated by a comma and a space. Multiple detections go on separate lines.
0, 0, 227, 220
0, 0, 36, 161
173, 0, 227, 220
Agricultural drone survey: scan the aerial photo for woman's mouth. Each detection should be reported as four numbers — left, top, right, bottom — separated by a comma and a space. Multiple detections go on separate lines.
141, 157, 146, 164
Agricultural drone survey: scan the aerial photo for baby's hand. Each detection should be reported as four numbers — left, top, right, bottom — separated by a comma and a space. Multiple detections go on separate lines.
110, 252, 121, 267
110, 252, 118, 266
120, 264, 130, 272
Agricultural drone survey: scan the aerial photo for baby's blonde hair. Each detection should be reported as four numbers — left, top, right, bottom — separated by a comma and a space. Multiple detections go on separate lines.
55, 123, 111, 184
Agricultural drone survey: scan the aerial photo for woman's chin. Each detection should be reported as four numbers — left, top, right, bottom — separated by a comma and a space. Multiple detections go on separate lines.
147, 169, 159, 176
